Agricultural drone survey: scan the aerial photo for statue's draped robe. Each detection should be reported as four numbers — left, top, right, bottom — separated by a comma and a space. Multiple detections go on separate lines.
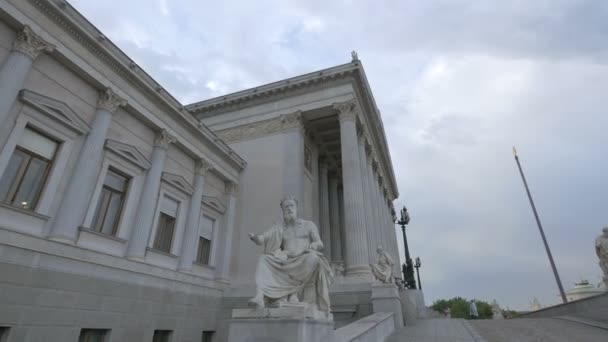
254, 221, 333, 312
371, 250, 394, 284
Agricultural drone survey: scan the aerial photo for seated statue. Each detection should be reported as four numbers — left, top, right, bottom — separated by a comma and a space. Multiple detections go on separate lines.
248, 196, 334, 312
370, 246, 394, 284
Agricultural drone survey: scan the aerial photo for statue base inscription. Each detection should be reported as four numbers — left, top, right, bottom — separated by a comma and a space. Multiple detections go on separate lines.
228, 303, 334, 342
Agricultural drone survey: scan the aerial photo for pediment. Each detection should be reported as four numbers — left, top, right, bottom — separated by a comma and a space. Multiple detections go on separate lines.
202, 195, 226, 214
105, 139, 151, 170
162, 172, 194, 195
19, 89, 90, 134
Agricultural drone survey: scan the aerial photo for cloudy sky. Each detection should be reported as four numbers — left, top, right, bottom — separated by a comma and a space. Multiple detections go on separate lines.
70, 0, 608, 310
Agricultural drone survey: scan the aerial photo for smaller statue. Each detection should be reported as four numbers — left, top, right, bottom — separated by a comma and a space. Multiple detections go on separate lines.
596, 226, 608, 286
351, 50, 359, 61
331, 262, 345, 277
491, 300, 503, 320
370, 246, 394, 284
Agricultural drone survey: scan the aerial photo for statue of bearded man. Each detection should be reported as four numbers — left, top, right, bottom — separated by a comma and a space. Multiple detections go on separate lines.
596, 226, 608, 283
248, 196, 333, 312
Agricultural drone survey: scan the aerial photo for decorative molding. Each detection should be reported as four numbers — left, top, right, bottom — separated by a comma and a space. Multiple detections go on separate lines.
333, 100, 359, 122
96, 87, 127, 113
19, 89, 89, 134
154, 129, 176, 149
224, 181, 237, 195
216, 111, 303, 143
161, 172, 194, 195
104, 139, 151, 170
202, 195, 226, 214
12, 25, 54, 60
195, 158, 213, 176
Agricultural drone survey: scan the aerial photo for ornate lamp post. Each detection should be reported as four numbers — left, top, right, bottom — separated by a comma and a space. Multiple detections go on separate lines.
396, 206, 416, 289
414, 257, 422, 290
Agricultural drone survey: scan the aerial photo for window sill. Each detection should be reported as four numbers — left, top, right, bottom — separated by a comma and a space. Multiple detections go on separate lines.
78, 226, 127, 243
146, 247, 178, 259
193, 262, 215, 270
0, 202, 50, 220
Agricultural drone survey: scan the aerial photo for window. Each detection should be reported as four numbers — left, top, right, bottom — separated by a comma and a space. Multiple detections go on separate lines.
0, 327, 10, 342
153, 196, 179, 253
78, 329, 107, 342
0, 127, 58, 210
201, 330, 214, 342
91, 168, 129, 235
153, 330, 172, 342
196, 215, 214, 265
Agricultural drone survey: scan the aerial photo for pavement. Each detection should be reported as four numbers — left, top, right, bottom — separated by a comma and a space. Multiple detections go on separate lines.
386, 317, 608, 342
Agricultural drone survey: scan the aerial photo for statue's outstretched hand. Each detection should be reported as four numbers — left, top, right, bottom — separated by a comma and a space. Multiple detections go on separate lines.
248, 233, 256, 241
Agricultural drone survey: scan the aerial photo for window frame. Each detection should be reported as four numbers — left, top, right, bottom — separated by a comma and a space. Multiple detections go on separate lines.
148, 176, 190, 256
78, 328, 109, 342
90, 167, 130, 236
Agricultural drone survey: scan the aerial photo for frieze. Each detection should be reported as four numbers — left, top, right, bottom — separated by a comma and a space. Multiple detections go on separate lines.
216, 111, 303, 143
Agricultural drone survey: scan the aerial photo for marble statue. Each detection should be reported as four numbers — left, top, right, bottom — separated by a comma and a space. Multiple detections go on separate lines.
370, 246, 394, 284
247, 196, 334, 312
491, 300, 503, 319
596, 226, 608, 285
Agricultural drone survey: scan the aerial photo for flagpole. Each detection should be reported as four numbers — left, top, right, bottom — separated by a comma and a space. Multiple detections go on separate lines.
513, 146, 568, 303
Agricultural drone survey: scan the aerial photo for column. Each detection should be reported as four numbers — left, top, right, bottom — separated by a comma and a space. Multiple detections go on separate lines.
0, 26, 54, 125
334, 100, 370, 277
338, 184, 346, 262
178, 159, 212, 271
366, 154, 381, 261
357, 132, 376, 264
218, 181, 237, 281
328, 173, 342, 263
49, 88, 126, 242
375, 178, 388, 255
126, 129, 175, 259
318, 157, 332, 259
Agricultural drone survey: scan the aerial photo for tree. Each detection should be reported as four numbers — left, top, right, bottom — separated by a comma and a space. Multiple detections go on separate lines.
431, 297, 494, 319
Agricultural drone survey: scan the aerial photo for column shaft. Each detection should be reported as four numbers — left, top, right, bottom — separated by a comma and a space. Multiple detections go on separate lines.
49, 88, 125, 242
318, 161, 332, 259
126, 130, 174, 259
218, 182, 237, 281
336, 101, 370, 277
328, 175, 341, 262
358, 135, 376, 264
178, 160, 211, 271
0, 26, 53, 126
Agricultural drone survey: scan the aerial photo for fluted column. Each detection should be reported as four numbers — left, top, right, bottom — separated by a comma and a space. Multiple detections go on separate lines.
375, 178, 388, 254
335, 100, 370, 277
366, 154, 381, 262
126, 130, 175, 259
217, 181, 237, 281
357, 133, 376, 264
0, 26, 54, 126
328, 173, 342, 262
318, 157, 332, 259
49, 88, 126, 242
178, 159, 212, 271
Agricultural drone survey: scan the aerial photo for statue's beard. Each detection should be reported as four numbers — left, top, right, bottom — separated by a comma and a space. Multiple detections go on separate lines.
284, 212, 297, 223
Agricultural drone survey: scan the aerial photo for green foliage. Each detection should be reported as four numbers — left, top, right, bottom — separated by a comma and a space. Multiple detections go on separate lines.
502, 309, 520, 318
430, 296, 495, 319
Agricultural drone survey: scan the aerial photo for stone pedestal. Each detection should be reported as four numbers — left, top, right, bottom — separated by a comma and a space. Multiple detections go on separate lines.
371, 283, 403, 328
228, 303, 334, 342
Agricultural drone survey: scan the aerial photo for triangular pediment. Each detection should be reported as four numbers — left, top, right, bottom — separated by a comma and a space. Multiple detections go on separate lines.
202, 195, 226, 214
105, 139, 151, 170
19, 89, 90, 134
162, 172, 194, 195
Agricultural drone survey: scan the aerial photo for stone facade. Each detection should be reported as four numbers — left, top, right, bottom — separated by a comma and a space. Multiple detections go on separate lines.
0, 1, 401, 341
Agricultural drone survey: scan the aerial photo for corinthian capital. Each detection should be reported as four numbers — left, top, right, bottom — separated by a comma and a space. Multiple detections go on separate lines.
195, 158, 213, 176
12, 25, 55, 60
280, 111, 303, 130
333, 100, 359, 122
154, 129, 176, 149
97, 87, 127, 113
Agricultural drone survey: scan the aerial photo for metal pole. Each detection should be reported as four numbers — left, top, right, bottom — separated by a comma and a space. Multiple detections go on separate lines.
402, 225, 412, 262
415, 266, 422, 290
513, 147, 567, 303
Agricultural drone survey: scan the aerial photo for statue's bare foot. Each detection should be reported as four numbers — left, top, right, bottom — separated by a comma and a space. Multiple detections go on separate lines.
248, 295, 265, 308
288, 293, 299, 303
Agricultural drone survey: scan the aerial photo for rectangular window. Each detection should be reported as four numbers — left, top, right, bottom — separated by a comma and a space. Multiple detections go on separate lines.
0, 327, 10, 342
196, 215, 214, 265
153, 196, 179, 253
153, 330, 172, 342
202, 330, 214, 342
78, 329, 107, 342
91, 168, 129, 235
0, 127, 58, 210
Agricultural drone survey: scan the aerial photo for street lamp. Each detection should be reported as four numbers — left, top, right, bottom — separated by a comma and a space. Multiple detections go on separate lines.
414, 257, 422, 290
396, 206, 416, 289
